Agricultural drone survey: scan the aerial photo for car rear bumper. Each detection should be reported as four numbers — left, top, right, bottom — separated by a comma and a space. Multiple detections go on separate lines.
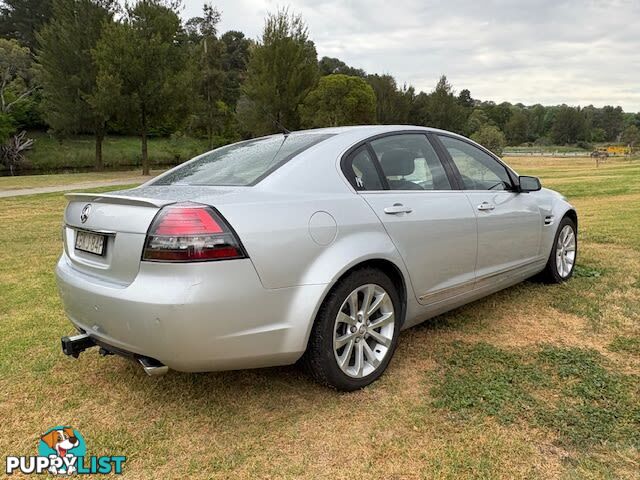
55, 253, 327, 372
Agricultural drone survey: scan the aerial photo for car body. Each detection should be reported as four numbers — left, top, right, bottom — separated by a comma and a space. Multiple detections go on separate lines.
56, 125, 577, 389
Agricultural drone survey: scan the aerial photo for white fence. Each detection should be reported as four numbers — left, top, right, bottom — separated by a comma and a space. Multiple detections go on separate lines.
502, 151, 590, 157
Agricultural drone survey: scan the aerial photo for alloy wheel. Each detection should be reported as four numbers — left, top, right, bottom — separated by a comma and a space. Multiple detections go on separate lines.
333, 284, 395, 378
555, 224, 576, 278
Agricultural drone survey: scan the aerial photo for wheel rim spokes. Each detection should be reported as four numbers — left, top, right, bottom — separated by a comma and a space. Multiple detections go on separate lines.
556, 225, 576, 278
333, 284, 395, 378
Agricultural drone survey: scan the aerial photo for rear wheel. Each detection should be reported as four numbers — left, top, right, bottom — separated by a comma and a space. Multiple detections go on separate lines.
539, 216, 577, 283
303, 268, 401, 391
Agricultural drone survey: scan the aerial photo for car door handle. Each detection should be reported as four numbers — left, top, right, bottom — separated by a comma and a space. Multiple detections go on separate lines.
384, 204, 413, 215
477, 202, 495, 211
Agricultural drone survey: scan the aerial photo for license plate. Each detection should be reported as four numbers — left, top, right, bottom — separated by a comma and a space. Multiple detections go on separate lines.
75, 230, 106, 256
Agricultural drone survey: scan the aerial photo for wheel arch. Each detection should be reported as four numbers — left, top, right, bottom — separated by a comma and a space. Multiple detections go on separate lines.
300, 256, 410, 353
336, 258, 408, 324
563, 208, 578, 229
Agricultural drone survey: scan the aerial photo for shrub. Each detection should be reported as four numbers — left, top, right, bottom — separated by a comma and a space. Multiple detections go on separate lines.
471, 125, 506, 156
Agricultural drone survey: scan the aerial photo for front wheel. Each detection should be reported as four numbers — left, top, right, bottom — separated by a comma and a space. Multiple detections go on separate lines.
303, 268, 401, 391
539, 216, 577, 283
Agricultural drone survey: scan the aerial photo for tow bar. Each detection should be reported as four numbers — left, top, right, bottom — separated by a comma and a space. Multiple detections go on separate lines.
61, 333, 95, 358
60, 333, 168, 376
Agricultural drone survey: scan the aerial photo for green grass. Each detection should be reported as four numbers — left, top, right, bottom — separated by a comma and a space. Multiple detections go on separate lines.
608, 336, 640, 356
504, 145, 591, 154
3, 131, 210, 173
0, 169, 164, 191
508, 156, 640, 199
1, 157, 639, 479
430, 342, 544, 423
431, 342, 640, 449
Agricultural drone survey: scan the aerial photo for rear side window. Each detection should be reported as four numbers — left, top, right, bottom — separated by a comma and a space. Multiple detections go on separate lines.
153, 133, 333, 186
344, 146, 383, 191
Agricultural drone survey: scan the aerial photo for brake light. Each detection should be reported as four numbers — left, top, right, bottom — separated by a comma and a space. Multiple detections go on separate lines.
142, 203, 246, 262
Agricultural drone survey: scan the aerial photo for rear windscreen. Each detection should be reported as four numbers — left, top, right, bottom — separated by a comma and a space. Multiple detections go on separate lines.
152, 133, 334, 186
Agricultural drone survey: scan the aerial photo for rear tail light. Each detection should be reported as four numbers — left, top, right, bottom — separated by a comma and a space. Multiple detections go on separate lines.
142, 203, 246, 262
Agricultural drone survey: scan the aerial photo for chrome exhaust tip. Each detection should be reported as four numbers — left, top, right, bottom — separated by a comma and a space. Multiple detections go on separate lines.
138, 356, 169, 376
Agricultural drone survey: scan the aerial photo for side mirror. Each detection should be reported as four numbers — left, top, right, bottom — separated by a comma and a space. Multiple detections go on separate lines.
518, 175, 541, 192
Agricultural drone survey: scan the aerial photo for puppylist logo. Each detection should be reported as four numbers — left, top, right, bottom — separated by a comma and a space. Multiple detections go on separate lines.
6, 426, 126, 475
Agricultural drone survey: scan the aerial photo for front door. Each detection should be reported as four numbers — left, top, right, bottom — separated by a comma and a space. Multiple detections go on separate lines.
344, 134, 478, 305
435, 134, 542, 281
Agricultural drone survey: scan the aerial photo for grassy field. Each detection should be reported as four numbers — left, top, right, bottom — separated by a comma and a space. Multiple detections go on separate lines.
0, 169, 167, 192
504, 145, 591, 154
1, 131, 209, 173
0, 157, 638, 479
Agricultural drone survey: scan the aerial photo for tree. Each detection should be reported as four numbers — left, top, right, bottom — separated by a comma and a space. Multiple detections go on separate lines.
366, 74, 412, 124
465, 108, 491, 136
480, 101, 512, 131
93, 0, 189, 175
0, 38, 36, 117
414, 75, 467, 133
0, 37, 37, 156
0, 0, 53, 51
597, 105, 624, 141
504, 109, 528, 145
550, 105, 586, 144
0, 111, 13, 143
220, 30, 250, 108
0, 37, 42, 131
471, 125, 506, 156
38, 0, 117, 170
239, 9, 318, 135
457, 88, 474, 109
318, 56, 365, 77
590, 127, 606, 142
301, 74, 375, 127
526, 104, 546, 140
184, 3, 225, 147
621, 125, 640, 148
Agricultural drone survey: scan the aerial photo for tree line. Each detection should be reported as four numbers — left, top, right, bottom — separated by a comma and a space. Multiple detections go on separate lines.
1, 0, 639, 174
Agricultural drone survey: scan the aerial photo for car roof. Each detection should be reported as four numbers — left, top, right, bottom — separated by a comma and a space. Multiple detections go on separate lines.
287, 125, 433, 136
284, 125, 471, 144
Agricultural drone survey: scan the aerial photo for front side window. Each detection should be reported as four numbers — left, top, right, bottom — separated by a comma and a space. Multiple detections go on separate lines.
153, 133, 333, 186
370, 134, 452, 191
438, 135, 512, 190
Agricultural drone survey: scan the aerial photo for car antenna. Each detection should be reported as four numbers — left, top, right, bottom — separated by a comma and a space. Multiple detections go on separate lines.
249, 97, 291, 136
275, 119, 291, 136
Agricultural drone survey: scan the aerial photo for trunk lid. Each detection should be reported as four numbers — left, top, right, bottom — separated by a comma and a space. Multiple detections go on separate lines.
62, 187, 246, 285
63, 193, 171, 286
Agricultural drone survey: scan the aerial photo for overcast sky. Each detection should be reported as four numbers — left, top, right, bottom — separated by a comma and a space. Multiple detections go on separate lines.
181, 0, 640, 112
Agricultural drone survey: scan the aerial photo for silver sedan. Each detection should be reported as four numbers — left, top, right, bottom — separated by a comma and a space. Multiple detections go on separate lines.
56, 126, 577, 390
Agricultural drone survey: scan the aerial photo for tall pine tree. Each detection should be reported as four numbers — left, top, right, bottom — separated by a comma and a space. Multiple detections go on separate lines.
93, 0, 189, 175
0, 0, 53, 51
38, 0, 116, 170
239, 9, 318, 135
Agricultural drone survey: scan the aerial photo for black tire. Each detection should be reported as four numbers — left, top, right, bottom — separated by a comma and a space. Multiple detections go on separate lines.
302, 268, 402, 391
538, 216, 577, 284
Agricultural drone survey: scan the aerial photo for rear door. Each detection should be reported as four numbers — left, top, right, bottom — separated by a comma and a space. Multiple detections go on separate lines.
344, 133, 478, 305
435, 134, 542, 282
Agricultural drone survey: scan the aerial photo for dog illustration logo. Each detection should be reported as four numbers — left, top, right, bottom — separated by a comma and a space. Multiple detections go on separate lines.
5, 426, 125, 475
38, 426, 86, 475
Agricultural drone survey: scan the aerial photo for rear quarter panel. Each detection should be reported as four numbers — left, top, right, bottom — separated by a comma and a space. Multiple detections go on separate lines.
216, 192, 410, 290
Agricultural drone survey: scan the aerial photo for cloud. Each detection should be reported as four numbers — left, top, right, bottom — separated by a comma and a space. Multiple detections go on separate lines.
181, 0, 640, 111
